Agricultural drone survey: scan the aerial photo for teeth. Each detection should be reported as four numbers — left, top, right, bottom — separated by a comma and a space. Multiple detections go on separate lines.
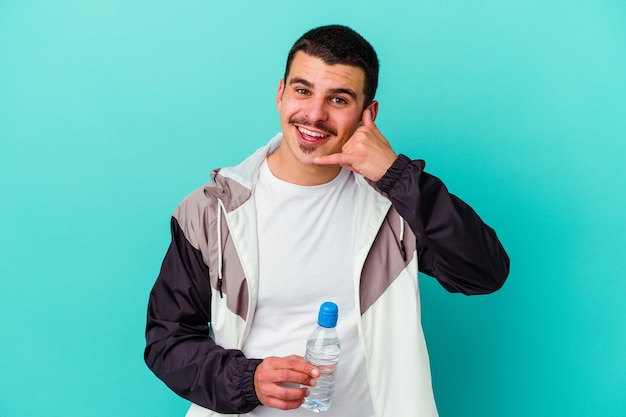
298, 127, 328, 138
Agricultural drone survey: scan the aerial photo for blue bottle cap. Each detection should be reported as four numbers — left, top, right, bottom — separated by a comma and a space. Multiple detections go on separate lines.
317, 302, 339, 328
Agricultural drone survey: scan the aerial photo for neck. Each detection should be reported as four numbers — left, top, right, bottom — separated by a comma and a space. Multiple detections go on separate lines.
266, 151, 342, 186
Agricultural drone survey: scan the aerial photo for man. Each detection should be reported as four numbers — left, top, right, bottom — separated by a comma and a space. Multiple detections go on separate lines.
145, 25, 509, 417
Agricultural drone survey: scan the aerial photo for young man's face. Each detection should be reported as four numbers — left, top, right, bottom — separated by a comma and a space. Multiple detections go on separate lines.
272, 51, 377, 185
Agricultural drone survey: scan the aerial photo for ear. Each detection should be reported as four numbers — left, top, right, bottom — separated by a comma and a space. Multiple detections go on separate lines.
276, 79, 285, 111
366, 100, 379, 122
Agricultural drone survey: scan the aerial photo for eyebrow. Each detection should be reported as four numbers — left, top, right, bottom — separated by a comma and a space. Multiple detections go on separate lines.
289, 77, 358, 100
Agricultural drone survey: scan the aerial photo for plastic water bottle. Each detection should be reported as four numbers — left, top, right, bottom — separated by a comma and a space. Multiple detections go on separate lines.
301, 302, 341, 412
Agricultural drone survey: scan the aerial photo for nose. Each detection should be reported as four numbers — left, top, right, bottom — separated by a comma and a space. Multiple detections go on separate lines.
304, 97, 328, 123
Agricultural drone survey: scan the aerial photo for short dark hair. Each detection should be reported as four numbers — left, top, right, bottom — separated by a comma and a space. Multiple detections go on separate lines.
284, 25, 379, 107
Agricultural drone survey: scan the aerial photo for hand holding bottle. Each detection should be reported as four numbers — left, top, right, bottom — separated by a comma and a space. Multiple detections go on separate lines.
254, 355, 320, 410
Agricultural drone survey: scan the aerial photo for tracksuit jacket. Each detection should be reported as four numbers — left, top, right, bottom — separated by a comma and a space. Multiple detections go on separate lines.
144, 133, 510, 417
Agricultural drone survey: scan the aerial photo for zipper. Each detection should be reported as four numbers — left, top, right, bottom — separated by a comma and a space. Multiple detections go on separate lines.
216, 199, 225, 299
399, 214, 407, 261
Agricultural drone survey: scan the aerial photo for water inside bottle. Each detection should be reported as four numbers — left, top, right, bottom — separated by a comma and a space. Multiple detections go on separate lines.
301, 339, 340, 412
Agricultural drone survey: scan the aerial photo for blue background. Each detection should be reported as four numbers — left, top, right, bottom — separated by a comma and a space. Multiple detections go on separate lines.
1, 1, 625, 416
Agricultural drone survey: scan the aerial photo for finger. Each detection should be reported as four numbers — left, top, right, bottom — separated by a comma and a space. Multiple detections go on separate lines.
257, 383, 308, 410
281, 355, 320, 378
313, 153, 351, 166
255, 371, 314, 409
273, 369, 318, 387
261, 388, 308, 410
361, 105, 375, 128
265, 384, 310, 401
262, 356, 319, 380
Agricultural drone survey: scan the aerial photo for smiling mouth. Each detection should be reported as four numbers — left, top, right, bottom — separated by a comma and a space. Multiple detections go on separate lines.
289, 116, 337, 142
297, 126, 330, 141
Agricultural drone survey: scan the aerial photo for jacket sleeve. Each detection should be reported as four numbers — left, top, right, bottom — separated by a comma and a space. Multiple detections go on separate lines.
376, 154, 510, 294
144, 216, 262, 413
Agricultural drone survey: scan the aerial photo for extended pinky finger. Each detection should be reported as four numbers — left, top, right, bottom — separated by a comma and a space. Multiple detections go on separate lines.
313, 154, 344, 165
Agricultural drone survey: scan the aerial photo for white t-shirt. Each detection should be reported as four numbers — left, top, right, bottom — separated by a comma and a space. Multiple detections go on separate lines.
242, 160, 375, 417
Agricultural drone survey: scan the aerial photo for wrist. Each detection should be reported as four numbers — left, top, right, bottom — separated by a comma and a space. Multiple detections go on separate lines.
242, 358, 264, 407
376, 154, 412, 193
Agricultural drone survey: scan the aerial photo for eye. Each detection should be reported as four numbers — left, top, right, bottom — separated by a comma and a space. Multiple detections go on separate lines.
295, 88, 310, 95
330, 97, 348, 105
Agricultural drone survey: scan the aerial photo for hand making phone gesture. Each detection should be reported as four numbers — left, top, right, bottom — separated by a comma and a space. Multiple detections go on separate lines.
313, 105, 398, 182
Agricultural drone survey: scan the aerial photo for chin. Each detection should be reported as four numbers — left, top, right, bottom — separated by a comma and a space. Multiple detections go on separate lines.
298, 143, 320, 155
